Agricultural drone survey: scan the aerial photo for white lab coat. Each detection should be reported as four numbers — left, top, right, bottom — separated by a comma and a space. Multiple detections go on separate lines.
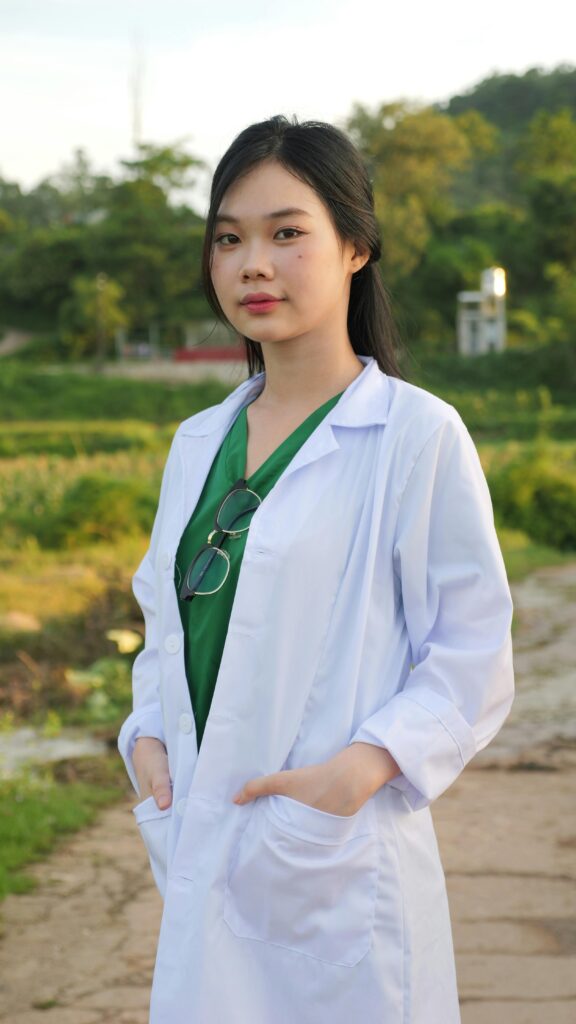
118, 355, 514, 1024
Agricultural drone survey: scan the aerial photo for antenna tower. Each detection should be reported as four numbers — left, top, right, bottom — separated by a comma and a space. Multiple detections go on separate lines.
130, 32, 145, 152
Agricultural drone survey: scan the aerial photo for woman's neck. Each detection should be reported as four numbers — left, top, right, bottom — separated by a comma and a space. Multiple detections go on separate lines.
252, 339, 365, 413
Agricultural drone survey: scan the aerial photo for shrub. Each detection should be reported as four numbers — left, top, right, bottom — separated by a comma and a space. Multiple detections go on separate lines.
489, 449, 576, 551
64, 656, 133, 724
43, 474, 157, 547
0, 451, 165, 548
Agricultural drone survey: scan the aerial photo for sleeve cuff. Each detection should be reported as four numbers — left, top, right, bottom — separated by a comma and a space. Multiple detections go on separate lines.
117, 703, 166, 796
349, 687, 477, 811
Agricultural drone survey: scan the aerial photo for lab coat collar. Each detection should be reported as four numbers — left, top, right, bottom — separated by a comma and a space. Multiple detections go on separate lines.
179, 355, 389, 437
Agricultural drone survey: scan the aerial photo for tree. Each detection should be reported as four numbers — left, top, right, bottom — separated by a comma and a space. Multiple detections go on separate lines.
59, 273, 128, 362
440, 66, 576, 207
515, 108, 576, 180
543, 263, 576, 342
0, 141, 210, 337
1, 227, 87, 313
119, 141, 205, 199
525, 174, 576, 267
45, 147, 114, 225
346, 102, 473, 281
440, 65, 576, 134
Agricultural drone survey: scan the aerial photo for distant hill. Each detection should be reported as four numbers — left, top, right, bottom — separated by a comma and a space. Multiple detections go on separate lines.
436, 64, 576, 136
432, 65, 576, 209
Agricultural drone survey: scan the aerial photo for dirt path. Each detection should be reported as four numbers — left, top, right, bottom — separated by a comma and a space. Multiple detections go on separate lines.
1, 564, 575, 1024
0, 329, 33, 357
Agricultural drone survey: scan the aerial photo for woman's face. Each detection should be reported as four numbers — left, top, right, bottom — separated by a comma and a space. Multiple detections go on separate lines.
210, 159, 368, 349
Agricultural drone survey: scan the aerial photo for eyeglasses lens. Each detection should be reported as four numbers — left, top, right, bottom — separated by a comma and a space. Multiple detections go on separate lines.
216, 489, 261, 533
186, 546, 229, 594
183, 487, 261, 598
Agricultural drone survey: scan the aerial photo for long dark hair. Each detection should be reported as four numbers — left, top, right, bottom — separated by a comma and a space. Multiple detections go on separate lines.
201, 114, 406, 379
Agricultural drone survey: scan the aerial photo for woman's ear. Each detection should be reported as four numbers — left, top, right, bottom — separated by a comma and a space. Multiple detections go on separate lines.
350, 246, 370, 274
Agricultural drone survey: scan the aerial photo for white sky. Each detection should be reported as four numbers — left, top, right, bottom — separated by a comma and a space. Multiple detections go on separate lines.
1, 0, 574, 212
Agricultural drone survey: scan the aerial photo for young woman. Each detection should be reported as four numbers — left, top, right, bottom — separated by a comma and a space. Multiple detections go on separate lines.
118, 115, 514, 1024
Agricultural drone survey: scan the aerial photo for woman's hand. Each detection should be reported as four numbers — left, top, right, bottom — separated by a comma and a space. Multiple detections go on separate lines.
133, 737, 172, 810
232, 742, 400, 816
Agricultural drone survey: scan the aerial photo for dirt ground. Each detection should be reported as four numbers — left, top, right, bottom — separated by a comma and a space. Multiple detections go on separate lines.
1, 564, 575, 1024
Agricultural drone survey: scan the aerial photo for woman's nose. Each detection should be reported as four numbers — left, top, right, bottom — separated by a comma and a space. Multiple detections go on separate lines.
240, 243, 273, 280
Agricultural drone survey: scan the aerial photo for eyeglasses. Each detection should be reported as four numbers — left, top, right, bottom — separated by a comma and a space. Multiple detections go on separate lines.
177, 477, 262, 602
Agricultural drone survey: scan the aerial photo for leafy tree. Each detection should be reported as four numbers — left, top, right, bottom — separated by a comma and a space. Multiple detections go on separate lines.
119, 141, 205, 199
44, 147, 114, 225
346, 101, 474, 281
0, 141, 210, 339
0, 178, 27, 227
440, 66, 576, 208
515, 108, 576, 179
543, 263, 576, 342
1, 227, 87, 313
441, 65, 576, 133
448, 112, 504, 209
58, 273, 128, 361
0, 208, 15, 237
525, 173, 576, 267
0, 151, 112, 230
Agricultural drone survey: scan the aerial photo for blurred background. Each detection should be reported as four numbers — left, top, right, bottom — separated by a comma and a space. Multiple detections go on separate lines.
0, 3, 574, 1022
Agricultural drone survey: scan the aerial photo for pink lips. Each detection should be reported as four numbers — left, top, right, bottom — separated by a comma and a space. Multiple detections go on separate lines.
240, 293, 283, 314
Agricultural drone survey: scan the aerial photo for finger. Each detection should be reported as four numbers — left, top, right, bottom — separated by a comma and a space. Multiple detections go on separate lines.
152, 773, 173, 810
233, 771, 290, 804
232, 777, 262, 804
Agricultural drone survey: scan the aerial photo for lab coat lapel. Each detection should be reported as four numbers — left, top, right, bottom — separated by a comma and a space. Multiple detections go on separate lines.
253, 355, 390, 493
177, 355, 389, 511
177, 372, 264, 528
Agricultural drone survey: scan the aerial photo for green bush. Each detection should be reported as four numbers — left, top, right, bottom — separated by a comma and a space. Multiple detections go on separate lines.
409, 339, 576, 401
440, 387, 576, 439
0, 450, 165, 548
64, 656, 134, 724
43, 473, 157, 547
489, 449, 576, 550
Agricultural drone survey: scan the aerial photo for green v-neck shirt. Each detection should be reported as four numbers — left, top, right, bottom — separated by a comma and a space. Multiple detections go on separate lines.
174, 389, 344, 750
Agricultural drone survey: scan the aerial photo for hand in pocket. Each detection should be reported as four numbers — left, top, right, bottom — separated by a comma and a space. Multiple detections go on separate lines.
133, 737, 172, 810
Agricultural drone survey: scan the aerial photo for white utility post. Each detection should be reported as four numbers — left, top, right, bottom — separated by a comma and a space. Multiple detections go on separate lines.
457, 267, 507, 356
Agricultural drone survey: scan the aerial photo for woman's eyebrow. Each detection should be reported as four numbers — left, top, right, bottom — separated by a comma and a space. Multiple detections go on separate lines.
215, 207, 313, 225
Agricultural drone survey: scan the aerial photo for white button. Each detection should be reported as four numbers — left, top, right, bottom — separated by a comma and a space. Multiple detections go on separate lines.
161, 551, 173, 570
179, 713, 193, 734
176, 798, 187, 816
164, 634, 181, 654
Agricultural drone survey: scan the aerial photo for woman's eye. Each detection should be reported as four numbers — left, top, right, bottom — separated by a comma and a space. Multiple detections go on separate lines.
275, 228, 303, 240
214, 233, 239, 247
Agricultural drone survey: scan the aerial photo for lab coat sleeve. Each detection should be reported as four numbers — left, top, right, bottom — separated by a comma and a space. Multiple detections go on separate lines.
117, 432, 181, 797
349, 413, 514, 811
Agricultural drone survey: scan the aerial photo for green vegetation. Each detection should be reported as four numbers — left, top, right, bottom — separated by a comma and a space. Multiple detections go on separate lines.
0, 364, 229, 422
489, 445, 576, 551
0, 143, 209, 352
495, 528, 573, 582
1, 66, 575, 355
0, 755, 131, 901
408, 340, 576, 401
0, 420, 172, 458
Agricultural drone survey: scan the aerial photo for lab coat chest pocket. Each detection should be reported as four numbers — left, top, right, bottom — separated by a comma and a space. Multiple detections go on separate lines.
223, 794, 379, 967
132, 795, 172, 899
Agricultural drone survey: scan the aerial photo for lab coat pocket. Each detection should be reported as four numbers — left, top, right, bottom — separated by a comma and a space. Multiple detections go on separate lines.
132, 794, 172, 899
223, 794, 379, 966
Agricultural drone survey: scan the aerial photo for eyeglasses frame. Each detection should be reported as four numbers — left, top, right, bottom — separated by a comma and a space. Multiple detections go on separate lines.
178, 477, 262, 602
